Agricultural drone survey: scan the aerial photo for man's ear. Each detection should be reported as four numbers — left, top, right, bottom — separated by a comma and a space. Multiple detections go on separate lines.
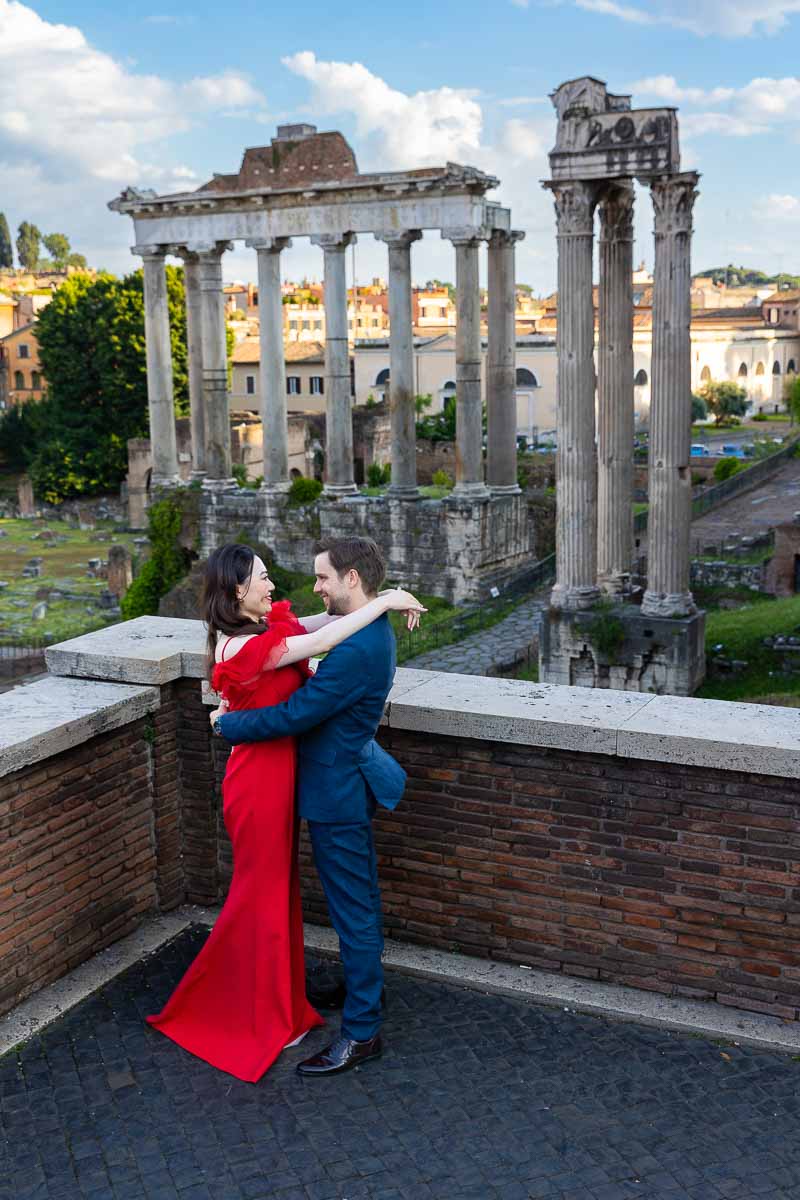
348, 568, 360, 590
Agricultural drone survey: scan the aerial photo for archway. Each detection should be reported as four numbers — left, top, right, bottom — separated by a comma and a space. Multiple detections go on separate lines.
515, 368, 540, 440
700, 365, 711, 383
737, 363, 748, 378
634, 368, 648, 386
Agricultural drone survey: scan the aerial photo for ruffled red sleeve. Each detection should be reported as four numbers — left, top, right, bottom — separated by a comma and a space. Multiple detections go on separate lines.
211, 601, 311, 696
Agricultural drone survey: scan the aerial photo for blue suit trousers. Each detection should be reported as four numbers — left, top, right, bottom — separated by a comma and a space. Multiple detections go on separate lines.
308, 811, 384, 1042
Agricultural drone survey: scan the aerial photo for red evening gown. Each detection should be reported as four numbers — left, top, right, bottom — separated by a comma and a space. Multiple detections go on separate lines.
146, 600, 324, 1082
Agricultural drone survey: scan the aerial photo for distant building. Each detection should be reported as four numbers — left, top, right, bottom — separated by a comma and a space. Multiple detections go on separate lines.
229, 339, 329, 414
762, 289, 800, 333
0, 323, 45, 410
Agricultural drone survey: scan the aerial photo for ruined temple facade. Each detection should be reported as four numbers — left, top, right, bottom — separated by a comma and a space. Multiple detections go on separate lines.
539, 78, 705, 695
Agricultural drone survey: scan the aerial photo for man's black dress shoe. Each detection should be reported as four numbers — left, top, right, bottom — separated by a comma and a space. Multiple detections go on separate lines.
296, 1033, 382, 1077
306, 983, 387, 1011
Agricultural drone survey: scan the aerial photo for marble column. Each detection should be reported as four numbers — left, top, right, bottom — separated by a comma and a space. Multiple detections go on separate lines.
178, 251, 205, 478
545, 181, 599, 610
378, 230, 422, 498
487, 229, 525, 494
312, 234, 358, 496
642, 172, 700, 618
135, 245, 179, 485
247, 237, 292, 490
444, 229, 489, 498
195, 242, 233, 485
597, 184, 635, 596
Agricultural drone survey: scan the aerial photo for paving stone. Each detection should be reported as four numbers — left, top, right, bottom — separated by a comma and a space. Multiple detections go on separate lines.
2, 926, 800, 1199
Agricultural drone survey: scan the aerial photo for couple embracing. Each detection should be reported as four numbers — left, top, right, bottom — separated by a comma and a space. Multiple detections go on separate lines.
146, 536, 425, 1083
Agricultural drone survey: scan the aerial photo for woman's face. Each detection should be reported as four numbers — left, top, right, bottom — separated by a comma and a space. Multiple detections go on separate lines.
236, 555, 275, 622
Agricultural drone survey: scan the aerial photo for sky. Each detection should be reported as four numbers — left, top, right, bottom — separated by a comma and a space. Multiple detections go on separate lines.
2, 0, 800, 293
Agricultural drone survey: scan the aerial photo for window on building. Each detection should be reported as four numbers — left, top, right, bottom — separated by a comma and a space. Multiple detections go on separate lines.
773, 361, 782, 375
302, 321, 310, 331
31, 371, 41, 389
310, 376, 324, 395
770, 307, 779, 323
18, 344, 29, 359
755, 362, 765, 376
700, 365, 712, 382
375, 368, 390, 387
286, 376, 301, 395
14, 370, 24, 389
440, 306, 447, 318
738, 363, 748, 377
372, 317, 380, 328
788, 359, 797, 375
516, 368, 539, 388
246, 375, 256, 396
634, 369, 648, 386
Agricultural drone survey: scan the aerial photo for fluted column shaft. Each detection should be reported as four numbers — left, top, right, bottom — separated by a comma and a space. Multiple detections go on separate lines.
597, 185, 635, 596
249, 238, 292, 489
379, 231, 421, 498
196, 243, 232, 483
444, 230, 489, 497
547, 182, 599, 610
136, 246, 179, 485
487, 229, 524, 494
642, 173, 700, 617
313, 234, 358, 496
180, 252, 205, 477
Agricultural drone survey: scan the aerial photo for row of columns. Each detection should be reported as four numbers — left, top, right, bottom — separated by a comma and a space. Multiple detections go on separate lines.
135, 226, 525, 500
546, 171, 700, 618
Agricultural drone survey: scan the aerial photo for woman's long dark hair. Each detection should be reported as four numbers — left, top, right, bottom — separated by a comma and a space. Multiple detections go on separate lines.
202, 544, 267, 680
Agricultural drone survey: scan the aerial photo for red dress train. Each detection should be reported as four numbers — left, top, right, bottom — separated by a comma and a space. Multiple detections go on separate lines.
146, 601, 323, 1082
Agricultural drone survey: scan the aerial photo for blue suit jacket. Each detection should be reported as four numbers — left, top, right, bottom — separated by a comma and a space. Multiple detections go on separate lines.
216, 614, 406, 824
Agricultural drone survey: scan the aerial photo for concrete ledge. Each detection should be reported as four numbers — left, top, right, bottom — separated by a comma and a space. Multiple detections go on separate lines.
0, 675, 160, 779
45, 615, 205, 685
41, 616, 800, 778
3, 908, 798, 1058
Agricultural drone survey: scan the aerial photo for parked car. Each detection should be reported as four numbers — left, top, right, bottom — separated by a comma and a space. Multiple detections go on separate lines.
721, 444, 746, 458
690, 444, 710, 457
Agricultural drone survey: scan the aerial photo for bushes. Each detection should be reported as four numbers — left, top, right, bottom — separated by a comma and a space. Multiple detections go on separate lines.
121, 495, 192, 619
287, 475, 323, 506
713, 456, 742, 482
431, 469, 453, 489
366, 462, 391, 487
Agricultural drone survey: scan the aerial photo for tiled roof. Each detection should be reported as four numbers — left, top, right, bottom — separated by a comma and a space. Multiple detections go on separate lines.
232, 339, 326, 365
763, 289, 800, 304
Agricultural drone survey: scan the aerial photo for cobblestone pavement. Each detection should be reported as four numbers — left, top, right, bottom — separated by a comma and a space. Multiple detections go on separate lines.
690, 458, 800, 546
404, 597, 545, 675
3, 926, 800, 1200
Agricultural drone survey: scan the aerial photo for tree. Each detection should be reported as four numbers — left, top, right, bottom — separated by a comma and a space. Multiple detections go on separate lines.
28, 266, 189, 502
697, 380, 748, 426
691, 393, 707, 423
42, 233, 71, 268
0, 213, 12, 269
16, 222, 41, 270
66, 252, 88, 270
785, 375, 800, 426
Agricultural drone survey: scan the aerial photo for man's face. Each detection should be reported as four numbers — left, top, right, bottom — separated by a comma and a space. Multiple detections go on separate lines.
313, 552, 354, 615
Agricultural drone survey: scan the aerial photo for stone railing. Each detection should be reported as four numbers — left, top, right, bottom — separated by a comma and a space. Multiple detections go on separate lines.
1, 616, 798, 1024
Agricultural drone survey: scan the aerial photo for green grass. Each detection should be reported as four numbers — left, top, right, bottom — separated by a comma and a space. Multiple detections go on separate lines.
0, 516, 140, 644
697, 594, 800, 703
359, 485, 452, 500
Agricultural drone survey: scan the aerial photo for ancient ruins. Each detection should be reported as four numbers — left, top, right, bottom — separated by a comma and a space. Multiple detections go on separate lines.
539, 77, 705, 694
109, 127, 530, 601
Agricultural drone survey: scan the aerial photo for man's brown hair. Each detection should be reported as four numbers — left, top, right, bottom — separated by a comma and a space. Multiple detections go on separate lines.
315, 536, 386, 596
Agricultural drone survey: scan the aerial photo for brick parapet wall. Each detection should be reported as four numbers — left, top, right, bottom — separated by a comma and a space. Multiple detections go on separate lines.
206, 724, 800, 1020
0, 719, 157, 1015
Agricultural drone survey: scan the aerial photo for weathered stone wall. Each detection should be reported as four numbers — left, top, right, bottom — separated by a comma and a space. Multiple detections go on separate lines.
690, 559, 765, 592
198, 490, 532, 603
765, 523, 800, 597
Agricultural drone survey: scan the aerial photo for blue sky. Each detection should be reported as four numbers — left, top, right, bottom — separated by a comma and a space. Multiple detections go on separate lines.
2, 0, 800, 291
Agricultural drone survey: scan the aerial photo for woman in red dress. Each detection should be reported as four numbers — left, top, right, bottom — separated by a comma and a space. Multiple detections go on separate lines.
146, 543, 423, 1083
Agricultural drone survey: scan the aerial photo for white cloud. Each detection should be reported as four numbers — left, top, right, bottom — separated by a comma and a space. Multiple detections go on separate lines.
0, 0, 266, 186
574, 0, 800, 35
282, 51, 483, 168
632, 73, 800, 138
753, 193, 800, 220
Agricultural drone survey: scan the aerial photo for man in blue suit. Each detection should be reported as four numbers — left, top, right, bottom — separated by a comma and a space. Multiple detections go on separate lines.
211, 537, 407, 1077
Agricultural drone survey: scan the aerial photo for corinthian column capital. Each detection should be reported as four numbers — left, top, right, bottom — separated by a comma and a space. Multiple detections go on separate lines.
489, 229, 525, 249
650, 172, 700, 236
546, 180, 598, 236
598, 184, 635, 243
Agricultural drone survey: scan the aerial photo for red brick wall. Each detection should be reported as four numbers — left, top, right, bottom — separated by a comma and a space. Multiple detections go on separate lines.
0, 718, 158, 1016
293, 730, 800, 1022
